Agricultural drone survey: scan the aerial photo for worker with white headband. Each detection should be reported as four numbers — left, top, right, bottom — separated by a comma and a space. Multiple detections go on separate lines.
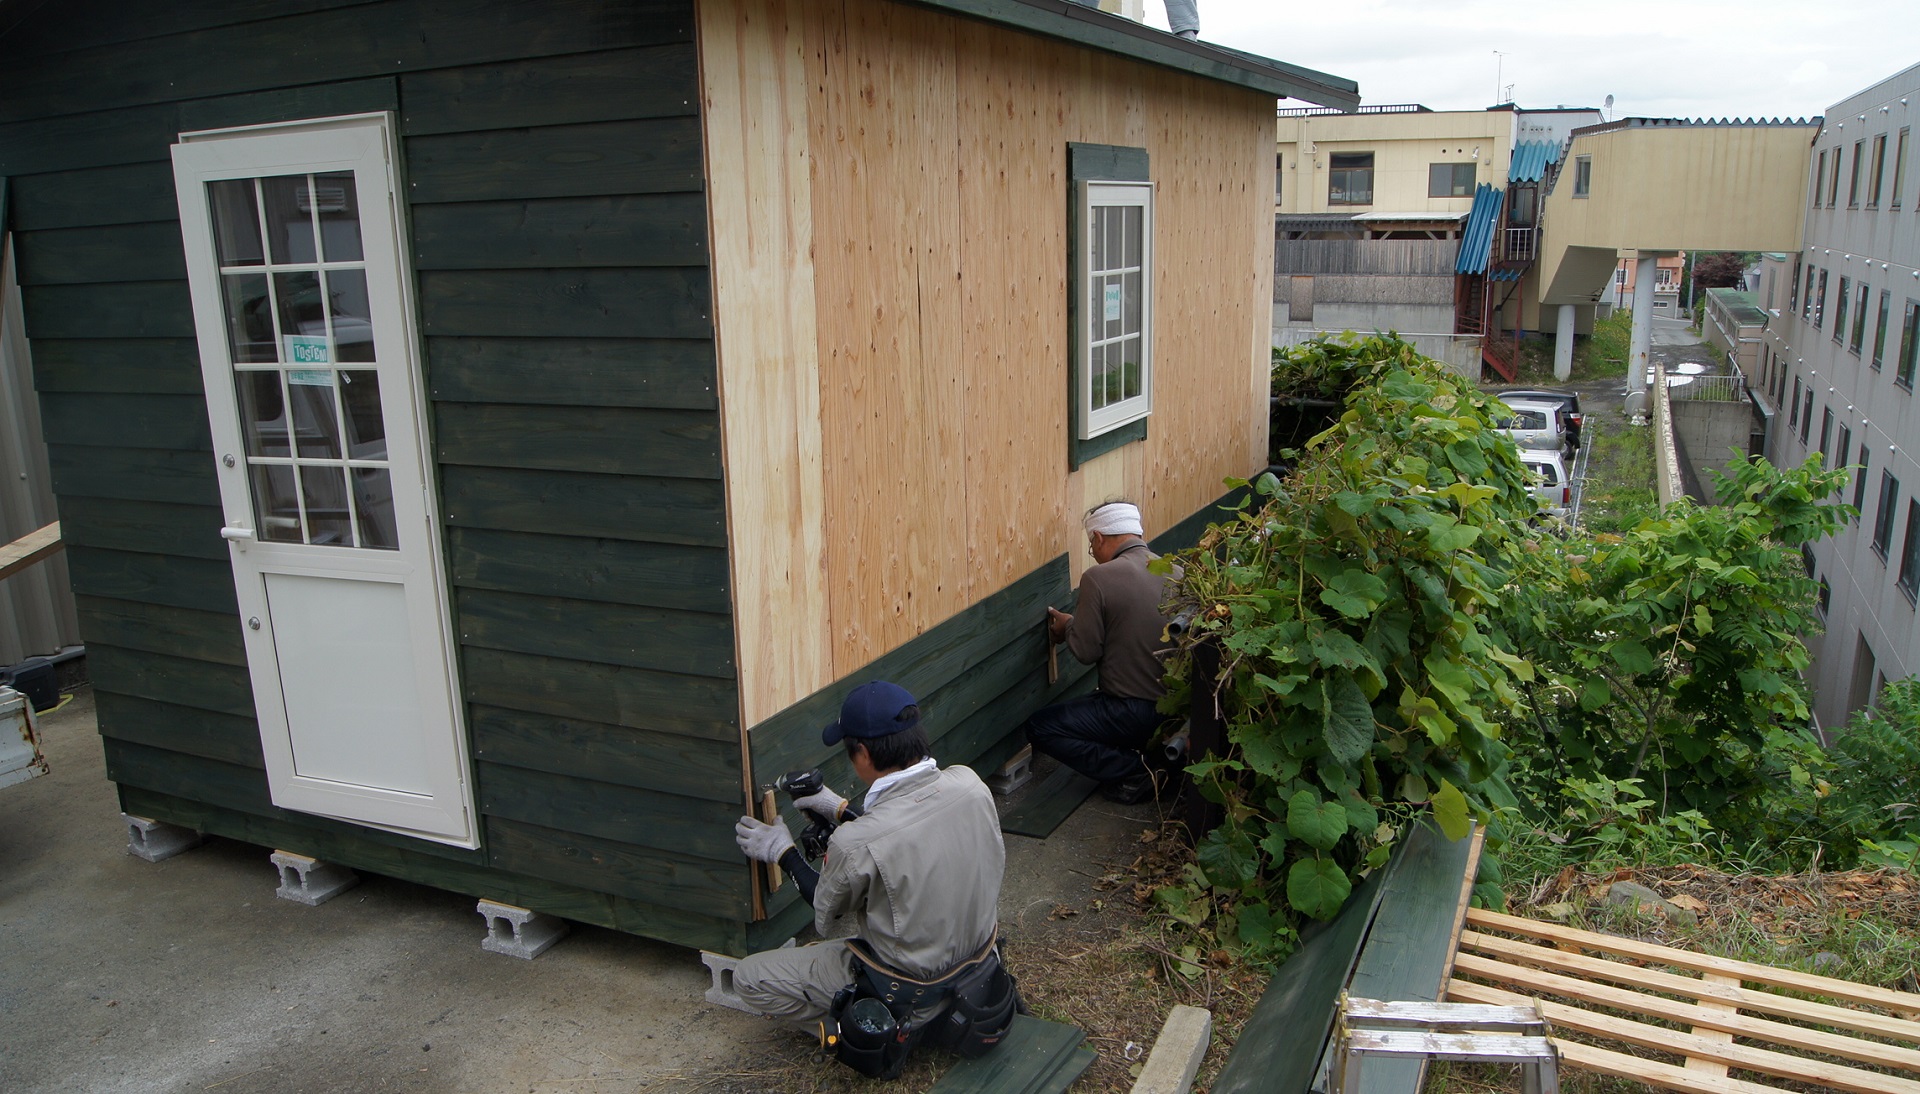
1021, 500, 1175, 804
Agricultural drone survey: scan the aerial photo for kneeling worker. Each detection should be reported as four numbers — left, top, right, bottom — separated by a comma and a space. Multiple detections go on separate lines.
731, 681, 1019, 1077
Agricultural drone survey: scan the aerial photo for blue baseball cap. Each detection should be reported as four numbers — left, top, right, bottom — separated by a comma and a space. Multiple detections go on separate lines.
823, 681, 920, 744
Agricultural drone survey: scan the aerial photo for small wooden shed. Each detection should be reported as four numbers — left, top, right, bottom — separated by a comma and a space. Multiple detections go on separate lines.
0, 0, 1355, 954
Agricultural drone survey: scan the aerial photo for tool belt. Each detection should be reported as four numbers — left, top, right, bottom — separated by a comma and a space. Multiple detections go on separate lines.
827, 930, 1022, 1079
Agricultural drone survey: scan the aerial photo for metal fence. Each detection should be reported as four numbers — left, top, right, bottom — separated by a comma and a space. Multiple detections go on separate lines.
1668, 374, 1747, 402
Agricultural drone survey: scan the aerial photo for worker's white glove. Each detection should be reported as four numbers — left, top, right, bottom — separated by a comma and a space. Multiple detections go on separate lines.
792, 784, 848, 823
735, 816, 796, 863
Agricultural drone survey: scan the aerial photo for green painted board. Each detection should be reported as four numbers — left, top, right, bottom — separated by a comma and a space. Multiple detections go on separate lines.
55, 497, 226, 560
440, 466, 726, 547
21, 281, 194, 338
0, 0, 374, 61
998, 763, 1098, 840
1151, 484, 1257, 554
928, 1015, 1093, 1094
433, 404, 720, 478
94, 691, 265, 771
63, 546, 238, 614
12, 220, 187, 285
453, 587, 735, 679
468, 703, 742, 804
410, 193, 708, 270
477, 761, 746, 864
459, 646, 738, 742
406, 116, 704, 205
447, 528, 730, 614
5, 163, 181, 232
399, 44, 700, 136
38, 393, 210, 450
426, 336, 717, 410
418, 267, 712, 340
484, 816, 747, 920
87, 644, 256, 719
48, 444, 219, 507
75, 594, 245, 667
27, 337, 203, 394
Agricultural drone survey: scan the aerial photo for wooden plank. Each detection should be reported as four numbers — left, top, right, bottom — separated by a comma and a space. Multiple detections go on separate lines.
62, 546, 238, 615
0, 0, 688, 125
928, 1015, 1092, 1094
12, 221, 186, 286
998, 763, 1097, 839
405, 117, 705, 205
477, 761, 743, 863
38, 394, 210, 451
459, 646, 738, 742
1689, 973, 1739, 1079
1466, 907, 1920, 1018
1458, 929, 1920, 1044
94, 690, 264, 770
104, 735, 273, 813
453, 587, 735, 679
440, 466, 725, 547
55, 496, 227, 560
1450, 953, 1920, 1074
119, 784, 749, 954
5, 163, 181, 232
48, 444, 219, 507
27, 337, 204, 394
0, 522, 62, 582
86, 644, 256, 719
468, 703, 741, 803
399, 44, 700, 136
447, 528, 729, 614
698, 0, 832, 728
1550, 1038, 1797, 1094
483, 816, 747, 919
410, 193, 708, 270
417, 267, 711, 340
426, 336, 716, 410
433, 404, 720, 478
75, 594, 245, 667
1444, 979, 1920, 1094
20, 281, 194, 339
0, 0, 379, 62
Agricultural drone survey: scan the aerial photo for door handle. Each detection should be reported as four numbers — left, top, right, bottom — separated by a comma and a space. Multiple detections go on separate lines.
220, 526, 256, 542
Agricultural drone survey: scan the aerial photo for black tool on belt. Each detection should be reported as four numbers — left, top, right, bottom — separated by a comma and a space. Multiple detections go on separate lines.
820, 931, 1024, 1080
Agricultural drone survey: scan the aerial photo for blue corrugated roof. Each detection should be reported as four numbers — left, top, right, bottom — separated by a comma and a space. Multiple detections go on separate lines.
1455, 183, 1504, 275
1508, 140, 1559, 183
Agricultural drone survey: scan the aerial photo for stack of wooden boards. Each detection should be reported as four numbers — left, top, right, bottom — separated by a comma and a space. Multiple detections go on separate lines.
1450, 907, 1920, 1094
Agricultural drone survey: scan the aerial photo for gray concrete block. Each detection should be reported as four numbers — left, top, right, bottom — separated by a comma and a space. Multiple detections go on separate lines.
699, 951, 757, 1014
478, 899, 569, 959
123, 813, 203, 863
987, 745, 1034, 796
271, 850, 360, 906
1130, 1004, 1212, 1094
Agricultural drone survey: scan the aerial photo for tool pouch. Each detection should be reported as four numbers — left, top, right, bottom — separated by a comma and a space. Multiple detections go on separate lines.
828, 989, 915, 1080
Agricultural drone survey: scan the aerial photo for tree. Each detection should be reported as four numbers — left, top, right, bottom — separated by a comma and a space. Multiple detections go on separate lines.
1690, 251, 1752, 291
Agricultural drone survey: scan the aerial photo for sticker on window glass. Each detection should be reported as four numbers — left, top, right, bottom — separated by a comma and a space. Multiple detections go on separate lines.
1104, 283, 1123, 323
288, 369, 332, 387
284, 334, 330, 364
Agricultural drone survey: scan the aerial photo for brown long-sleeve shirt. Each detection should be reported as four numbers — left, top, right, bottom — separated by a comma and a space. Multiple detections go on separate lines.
1064, 545, 1174, 701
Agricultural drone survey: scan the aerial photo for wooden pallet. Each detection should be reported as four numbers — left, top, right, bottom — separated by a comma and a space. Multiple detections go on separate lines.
1449, 907, 1920, 1094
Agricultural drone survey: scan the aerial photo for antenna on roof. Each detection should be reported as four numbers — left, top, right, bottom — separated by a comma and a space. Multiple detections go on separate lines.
1604, 94, 1614, 122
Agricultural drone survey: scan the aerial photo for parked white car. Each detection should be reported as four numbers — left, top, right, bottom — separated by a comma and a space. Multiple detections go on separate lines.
1521, 449, 1573, 520
1495, 396, 1572, 453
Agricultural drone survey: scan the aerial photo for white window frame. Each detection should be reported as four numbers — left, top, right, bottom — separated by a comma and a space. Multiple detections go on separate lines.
1078, 180, 1153, 440
1573, 155, 1592, 198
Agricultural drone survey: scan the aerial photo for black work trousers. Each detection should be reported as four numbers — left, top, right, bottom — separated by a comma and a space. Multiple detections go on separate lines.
1021, 692, 1161, 784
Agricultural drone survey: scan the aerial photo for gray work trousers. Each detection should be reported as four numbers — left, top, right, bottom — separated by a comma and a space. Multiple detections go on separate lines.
733, 939, 853, 1026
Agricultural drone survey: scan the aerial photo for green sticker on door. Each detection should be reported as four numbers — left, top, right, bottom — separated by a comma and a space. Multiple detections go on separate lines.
284, 334, 329, 365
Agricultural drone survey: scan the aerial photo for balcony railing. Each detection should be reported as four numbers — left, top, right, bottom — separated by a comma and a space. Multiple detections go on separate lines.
1500, 226, 1538, 264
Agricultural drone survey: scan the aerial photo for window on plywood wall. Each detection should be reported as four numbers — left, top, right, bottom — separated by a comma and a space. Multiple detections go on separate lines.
1066, 143, 1152, 468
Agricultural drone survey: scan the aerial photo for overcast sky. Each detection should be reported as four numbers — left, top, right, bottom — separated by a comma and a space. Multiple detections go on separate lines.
1144, 0, 1919, 121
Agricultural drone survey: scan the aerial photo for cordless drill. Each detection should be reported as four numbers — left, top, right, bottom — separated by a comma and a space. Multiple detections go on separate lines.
775, 768, 838, 859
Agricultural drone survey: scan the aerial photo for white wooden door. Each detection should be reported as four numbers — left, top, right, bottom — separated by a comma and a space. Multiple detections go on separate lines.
172, 115, 476, 848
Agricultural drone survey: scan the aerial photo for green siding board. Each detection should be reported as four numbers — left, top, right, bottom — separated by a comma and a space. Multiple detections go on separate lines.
484, 816, 747, 919
454, 587, 735, 679
30, 337, 204, 394
460, 646, 737, 742
13, 221, 186, 286
121, 784, 747, 952
418, 267, 710, 340
5, 163, 181, 231
404, 116, 704, 204
56, 496, 227, 560
112, 780, 492, 868
63, 546, 238, 615
49, 444, 220, 507
87, 644, 256, 718
440, 466, 725, 547
409, 194, 708, 270
21, 281, 194, 339
434, 404, 720, 478
398, 44, 699, 136
468, 703, 740, 804
448, 528, 729, 614
477, 762, 742, 864
38, 393, 210, 451
95, 691, 265, 770
76, 594, 246, 667
0, 0, 381, 62
0, 1, 689, 126
426, 337, 716, 410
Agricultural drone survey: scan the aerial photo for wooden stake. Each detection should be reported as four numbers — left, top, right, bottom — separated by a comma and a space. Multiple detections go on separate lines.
1045, 616, 1059, 684
760, 789, 784, 893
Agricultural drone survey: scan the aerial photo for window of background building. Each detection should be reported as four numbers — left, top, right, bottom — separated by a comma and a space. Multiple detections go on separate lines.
1900, 299, 1920, 390
1855, 444, 1871, 515
1869, 134, 1887, 207
1328, 152, 1374, 205
1836, 424, 1851, 475
1791, 258, 1802, 311
1766, 269, 1776, 311
1815, 150, 1827, 207
1853, 282, 1871, 355
1818, 576, 1831, 615
1849, 140, 1865, 207
1873, 471, 1900, 559
1790, 376, 1802, 428
1814, 269, 1828, 328
1894, 129, 1909, 210
1573, 155, 1591, 198
1428, 162, 1475, 198
1835, 276, 1851, 341
1829, 146, 1844, 205
1875, 289, 1892, 369
1801, 387, 1814, 443
1900, 501, 1920, 603
1803, 267, 1815, 319
1819, 407, 1834, 462
1275, 153, 1283, 201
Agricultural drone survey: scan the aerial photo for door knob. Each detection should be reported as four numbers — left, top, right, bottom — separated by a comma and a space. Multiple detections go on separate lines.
220, 526, 256, 541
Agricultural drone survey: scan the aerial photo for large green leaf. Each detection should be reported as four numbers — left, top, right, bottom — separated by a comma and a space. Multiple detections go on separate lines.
1286, 855, 1353, 920
1608, 640, 1657, 675
1579, 674, 1612, 711
1319, 567, 1390, 619
1323, 671, 1376, 764
1237, 728, 1301, 782
1287, 789, 1349, 850
1432, 778, 1472, 840
1196, 827, 1260, 890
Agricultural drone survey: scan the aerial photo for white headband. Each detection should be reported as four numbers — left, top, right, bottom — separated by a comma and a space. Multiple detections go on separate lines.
1085, 503, 1143, 538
